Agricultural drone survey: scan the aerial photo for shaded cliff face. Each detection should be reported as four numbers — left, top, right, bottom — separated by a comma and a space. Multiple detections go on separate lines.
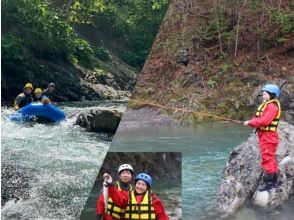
1, 45, 138, 103
132, 0, 294, 123
97, 152, 181, 182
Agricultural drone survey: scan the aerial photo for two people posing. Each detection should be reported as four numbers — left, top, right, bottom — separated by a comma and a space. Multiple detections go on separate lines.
96, 164, 169, 220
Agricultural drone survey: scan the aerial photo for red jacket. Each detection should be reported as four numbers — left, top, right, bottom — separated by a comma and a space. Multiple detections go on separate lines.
108, 185, 170, 220
96, 187, 130, 220
248, 103, 279, 144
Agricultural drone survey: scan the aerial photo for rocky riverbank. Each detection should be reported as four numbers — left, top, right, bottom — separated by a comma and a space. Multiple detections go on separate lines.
1, 51, 137, 104
130, 0, 294, 125
216, 121, 294, 217
116, 107, 181, 131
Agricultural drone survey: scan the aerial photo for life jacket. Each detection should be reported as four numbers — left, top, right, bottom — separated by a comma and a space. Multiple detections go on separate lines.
124, 190, 156, 220
34, 96, 43, 102
107, 181, 133, 219
14, 92, 33, 110
255, 99, 281, 132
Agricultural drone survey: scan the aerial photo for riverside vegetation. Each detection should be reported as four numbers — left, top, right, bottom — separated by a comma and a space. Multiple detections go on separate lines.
1, 0, 169, 102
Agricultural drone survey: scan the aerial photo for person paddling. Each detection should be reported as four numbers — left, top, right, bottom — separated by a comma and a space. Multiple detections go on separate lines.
14, 83, 34, 110
103, 172, 169, 220
43, 83, 56, 103
244, 84, 281, 191
96, 164, 134, 220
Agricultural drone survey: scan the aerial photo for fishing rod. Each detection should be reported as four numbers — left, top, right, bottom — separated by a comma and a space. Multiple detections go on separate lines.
128, 99, 244, 125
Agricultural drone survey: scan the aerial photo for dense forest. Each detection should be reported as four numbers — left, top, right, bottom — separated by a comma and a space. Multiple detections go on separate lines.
1, 0, 169, 102
132, 0, 294, 124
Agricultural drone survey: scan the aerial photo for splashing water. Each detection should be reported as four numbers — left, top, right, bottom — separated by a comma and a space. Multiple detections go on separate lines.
1, 101, 126, 219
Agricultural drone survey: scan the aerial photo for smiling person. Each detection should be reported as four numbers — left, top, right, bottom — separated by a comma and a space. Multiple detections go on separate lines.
104, 172, 169, 220
96, 164, 134, 220
34, 88, 43, 102
244, 84, 281, 191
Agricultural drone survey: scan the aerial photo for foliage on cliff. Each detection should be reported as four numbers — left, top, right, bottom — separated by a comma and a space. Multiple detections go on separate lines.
1, 0, 169, 102
132, 0, 294, 121
2, 0, 169, 68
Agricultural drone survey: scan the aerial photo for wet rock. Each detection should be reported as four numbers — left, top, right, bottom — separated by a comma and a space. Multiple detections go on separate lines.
216, 121, 294, 216
76, 109, 123, 134
1, 165, 31, 206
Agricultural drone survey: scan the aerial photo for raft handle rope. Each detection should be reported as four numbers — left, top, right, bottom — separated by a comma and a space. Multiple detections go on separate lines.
128, 99, 244, 125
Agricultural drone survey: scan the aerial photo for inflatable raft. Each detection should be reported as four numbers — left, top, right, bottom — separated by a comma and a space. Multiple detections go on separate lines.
9, 103, 66, 122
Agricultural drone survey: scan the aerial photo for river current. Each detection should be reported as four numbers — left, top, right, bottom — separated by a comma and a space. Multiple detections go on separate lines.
1, 101, 125, 219
110, 121, 294, 219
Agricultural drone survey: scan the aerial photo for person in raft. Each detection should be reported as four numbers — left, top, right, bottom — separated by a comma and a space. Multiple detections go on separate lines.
34, 88, 43, 102
96, 164, 134, 220
103, 172, 170, 220
43, 83, 56, 102
244, 84, 281, 191
14, 83, 34, 110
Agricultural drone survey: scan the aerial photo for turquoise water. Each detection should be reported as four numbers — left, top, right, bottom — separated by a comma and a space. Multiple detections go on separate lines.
109, 122, 294, 219
1, 102, 125, 219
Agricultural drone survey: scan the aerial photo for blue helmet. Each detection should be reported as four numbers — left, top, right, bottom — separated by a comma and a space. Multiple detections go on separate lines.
262, 84, 280, 97
135, 173, 152, 187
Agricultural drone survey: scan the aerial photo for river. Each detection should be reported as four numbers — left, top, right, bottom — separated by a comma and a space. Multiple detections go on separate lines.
1, 101, 125, 219
109, 121, 294, 219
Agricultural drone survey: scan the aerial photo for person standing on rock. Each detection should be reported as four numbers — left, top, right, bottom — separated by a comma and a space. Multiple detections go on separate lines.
96, 164, 134, 220
244, 84, 281, 191
13, 83, 34, 110
42, 83, 56, 103
103, 172, 169, 220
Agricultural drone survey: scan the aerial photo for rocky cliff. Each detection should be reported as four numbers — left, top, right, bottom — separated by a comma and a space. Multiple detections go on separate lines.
131, 0, 294, 124
1, 47, 137, 103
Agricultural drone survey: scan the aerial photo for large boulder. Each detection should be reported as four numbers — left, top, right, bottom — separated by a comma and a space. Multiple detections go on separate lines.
216, 121, 294, 216
76, 109, 123, 134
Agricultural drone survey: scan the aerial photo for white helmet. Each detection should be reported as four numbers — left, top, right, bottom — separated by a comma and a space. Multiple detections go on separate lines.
118, 164, 134, 174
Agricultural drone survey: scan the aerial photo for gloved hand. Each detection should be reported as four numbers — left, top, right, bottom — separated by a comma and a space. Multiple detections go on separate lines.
103, 173, 113, 184
243, 120, 250, 126
41, 96, 50, 105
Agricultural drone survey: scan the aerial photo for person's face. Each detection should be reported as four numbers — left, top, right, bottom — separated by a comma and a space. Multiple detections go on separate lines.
48, 86, 55, 92
262, 91, 270, 101
36, 92, 42, 98
25, 88, 32, 94
135, 180, 148, 194
119, 170, 132, 183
